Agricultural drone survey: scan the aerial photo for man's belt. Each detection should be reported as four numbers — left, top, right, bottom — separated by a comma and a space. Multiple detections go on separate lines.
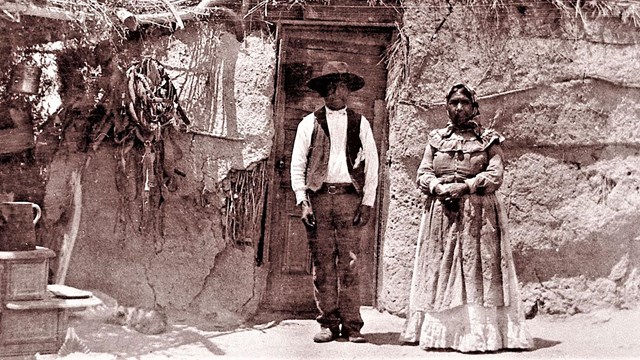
317, 183, 357, 195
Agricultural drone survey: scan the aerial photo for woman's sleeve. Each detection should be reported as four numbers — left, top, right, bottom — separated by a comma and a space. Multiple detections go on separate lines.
416, 144, 440, 194
463, 143, 504, 194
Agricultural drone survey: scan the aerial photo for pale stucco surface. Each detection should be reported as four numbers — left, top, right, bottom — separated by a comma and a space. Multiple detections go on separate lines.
48, 28, 276, 321
29, 2, 640, 321
378, 1, 640, 316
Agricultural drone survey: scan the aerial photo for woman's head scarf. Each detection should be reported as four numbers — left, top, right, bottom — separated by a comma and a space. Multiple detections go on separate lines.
446, 83, 480, 117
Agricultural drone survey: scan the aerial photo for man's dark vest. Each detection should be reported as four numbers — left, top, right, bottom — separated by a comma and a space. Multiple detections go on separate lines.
305, 107, 366, 193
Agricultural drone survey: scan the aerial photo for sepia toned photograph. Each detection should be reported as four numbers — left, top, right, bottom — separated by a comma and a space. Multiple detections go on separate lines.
0, 0, 639, 359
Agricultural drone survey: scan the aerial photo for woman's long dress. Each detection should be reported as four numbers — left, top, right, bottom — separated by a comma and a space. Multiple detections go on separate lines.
399, 124, 533, 352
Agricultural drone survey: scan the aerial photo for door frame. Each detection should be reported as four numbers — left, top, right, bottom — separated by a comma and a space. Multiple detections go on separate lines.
261, 21, 394, 309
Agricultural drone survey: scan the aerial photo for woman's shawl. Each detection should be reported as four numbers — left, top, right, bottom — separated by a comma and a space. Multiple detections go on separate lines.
428, 122, 505, 153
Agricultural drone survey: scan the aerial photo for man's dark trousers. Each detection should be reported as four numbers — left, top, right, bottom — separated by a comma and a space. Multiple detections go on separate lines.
307, 184, 363, 334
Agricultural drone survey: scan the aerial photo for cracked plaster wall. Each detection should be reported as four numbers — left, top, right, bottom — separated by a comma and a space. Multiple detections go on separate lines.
379, 1, 640, 315
48, 26, 276, 319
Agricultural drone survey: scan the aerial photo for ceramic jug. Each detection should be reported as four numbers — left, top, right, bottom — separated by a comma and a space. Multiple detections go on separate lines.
0, 201, 41, 251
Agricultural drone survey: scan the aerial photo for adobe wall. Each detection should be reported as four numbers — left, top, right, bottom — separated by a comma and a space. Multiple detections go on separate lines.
379, 1, 640, 316
4, 2, 639, 321
43, 25, 276, 323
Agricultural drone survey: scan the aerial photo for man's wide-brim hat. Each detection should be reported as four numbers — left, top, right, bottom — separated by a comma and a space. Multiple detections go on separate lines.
307, 61, 365, 93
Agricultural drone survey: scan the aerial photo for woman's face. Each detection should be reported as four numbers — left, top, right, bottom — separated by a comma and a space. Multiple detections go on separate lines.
446, 89, 475, 125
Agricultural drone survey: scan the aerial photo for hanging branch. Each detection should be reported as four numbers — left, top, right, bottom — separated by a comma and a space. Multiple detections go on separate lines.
0, 2, 87, 21
158, 0, 185, 30
115, 0, 244, 41
385, 22, 409, 110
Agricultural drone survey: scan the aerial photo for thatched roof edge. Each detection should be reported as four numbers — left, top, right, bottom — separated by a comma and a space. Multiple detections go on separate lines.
0, 0, 638, 38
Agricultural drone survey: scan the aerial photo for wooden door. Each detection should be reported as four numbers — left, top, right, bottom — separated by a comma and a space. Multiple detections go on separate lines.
262, 24, 392, 312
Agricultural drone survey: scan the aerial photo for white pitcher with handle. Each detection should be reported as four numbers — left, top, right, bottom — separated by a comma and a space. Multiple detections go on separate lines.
0, 201, 42, 251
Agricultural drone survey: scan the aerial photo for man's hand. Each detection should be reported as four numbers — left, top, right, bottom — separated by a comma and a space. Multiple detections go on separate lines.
300, 200, 316, 229
353, 205, 372, 227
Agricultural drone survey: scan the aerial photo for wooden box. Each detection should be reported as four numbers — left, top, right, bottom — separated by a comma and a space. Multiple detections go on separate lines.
0, 247, 55, 302
0, 307, 67, 357
0, 246, 101, 357
0, 287, 101, 357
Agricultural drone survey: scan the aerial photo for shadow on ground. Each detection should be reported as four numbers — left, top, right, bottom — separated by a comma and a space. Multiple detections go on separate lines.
248, 311, 315, 324
364, 332, 561, 354
532, 337, 561, 350
69, 319, 231, 357
365, 332, 403, 345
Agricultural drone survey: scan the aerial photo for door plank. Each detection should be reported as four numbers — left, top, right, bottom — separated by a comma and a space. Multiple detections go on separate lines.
288, 28, 391, 46
262, 25, 392, 313
291, 39, 386, 56
288, 48, 384, 67
261, 27, 287, 269
283, 214, 311, 274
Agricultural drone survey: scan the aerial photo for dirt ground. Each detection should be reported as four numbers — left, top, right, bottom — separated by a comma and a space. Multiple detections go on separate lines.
13, 306, 640, 360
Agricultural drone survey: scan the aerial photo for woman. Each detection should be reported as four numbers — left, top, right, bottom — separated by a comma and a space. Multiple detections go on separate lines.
399, 83, 532, 352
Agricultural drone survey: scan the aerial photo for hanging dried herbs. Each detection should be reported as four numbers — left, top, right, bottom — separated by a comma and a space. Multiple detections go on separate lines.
220, 161, 267, 246
90, 56, 189, 233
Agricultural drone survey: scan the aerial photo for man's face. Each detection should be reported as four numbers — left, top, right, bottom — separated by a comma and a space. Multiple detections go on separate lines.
324, 81, 350, 110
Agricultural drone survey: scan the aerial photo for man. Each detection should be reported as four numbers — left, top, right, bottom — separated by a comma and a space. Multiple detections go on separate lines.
290, 61, 379, 343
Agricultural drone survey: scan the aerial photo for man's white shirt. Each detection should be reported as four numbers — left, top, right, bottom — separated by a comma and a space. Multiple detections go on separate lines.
290, 106, 379, 207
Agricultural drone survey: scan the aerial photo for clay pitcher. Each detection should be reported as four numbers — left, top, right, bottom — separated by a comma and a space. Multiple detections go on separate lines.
0, 202, 41, 251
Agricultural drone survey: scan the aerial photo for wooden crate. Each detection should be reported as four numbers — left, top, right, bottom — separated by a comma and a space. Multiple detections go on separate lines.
1, 286, 101, 357
0, 307, 66, 357
0, 247, 55, 302
0, 247, 101, 357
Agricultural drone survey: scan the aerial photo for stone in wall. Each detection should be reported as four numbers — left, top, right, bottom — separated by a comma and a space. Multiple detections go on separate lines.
521, 253, 640, 315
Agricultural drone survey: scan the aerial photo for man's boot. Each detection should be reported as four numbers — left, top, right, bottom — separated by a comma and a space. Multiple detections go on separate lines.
342, 329, 366, 343
313, 326, 340, 343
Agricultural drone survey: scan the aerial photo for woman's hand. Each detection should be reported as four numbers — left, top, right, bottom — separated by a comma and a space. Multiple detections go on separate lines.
418, 177, 432, 194
434, 184, 447, 196
445, 183, 469, 198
